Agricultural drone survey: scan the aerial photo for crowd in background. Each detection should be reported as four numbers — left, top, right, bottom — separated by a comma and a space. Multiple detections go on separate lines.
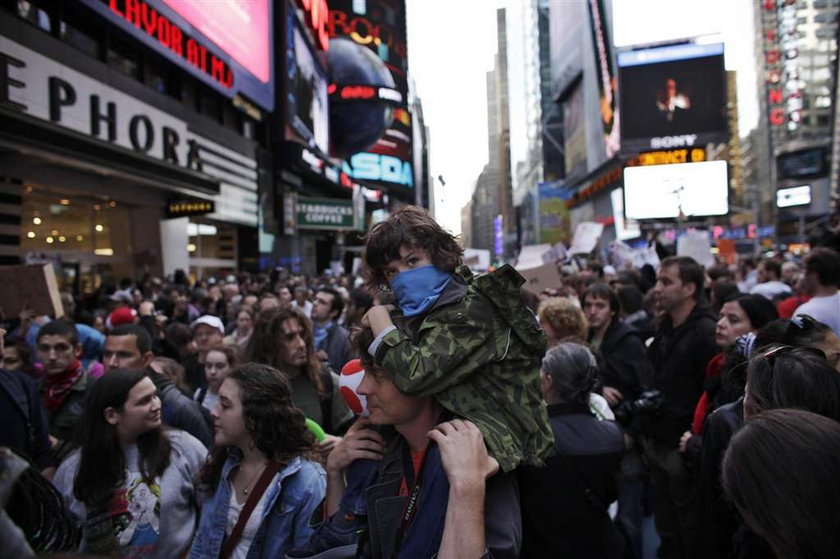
2, 208, 840, 558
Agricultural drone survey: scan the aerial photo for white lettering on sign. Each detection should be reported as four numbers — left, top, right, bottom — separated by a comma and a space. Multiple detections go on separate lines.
650, 134, 698, 149
0, 35, 190, 166
343, 152, 413, 187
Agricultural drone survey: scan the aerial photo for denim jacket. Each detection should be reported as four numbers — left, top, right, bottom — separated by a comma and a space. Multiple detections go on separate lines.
189, 453, 325, 559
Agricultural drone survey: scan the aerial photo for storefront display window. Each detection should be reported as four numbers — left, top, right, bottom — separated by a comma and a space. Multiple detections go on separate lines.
20, 186, 133, 292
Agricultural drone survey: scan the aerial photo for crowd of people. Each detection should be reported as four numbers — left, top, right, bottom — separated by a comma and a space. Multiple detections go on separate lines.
2, 204, 840, 558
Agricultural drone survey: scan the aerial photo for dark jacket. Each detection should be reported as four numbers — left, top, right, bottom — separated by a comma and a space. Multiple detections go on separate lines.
624, 310, 655, 342
40, 369, 90, 461
647, 301, 718, 447
148, 369, 212, 448
695, 398, 743, 559
593, 320, 652, 400
182, 353, 206, 394
518, 402, 625, 558
360, 428, 521, 559
322, 321, 352, 373
0, 369, 54, 469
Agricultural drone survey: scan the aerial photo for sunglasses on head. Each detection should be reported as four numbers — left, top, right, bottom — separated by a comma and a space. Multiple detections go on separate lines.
760, 344, 827, 367
784, 314, 818, 336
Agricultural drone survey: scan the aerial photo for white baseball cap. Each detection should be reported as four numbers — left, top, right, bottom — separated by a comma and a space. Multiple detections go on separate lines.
190, 315, 224, 335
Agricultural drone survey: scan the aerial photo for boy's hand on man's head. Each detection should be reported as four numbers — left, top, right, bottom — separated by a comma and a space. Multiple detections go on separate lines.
361, 304, 396, 337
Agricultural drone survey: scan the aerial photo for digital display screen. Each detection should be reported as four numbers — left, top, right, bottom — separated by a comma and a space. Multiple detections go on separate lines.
777, 147, 828, 180
623, 160, 729, 220
286, 19, 329, 154
161, 0, 271, 83
776, 185, 812, 208
328, 0, 413, 193
618, 43, 727, 152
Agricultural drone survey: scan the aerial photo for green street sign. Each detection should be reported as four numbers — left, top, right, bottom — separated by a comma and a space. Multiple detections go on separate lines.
297, 197, 355, 230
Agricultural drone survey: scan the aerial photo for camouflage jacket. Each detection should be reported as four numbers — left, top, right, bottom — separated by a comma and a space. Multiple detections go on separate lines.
374, 264, 553, 472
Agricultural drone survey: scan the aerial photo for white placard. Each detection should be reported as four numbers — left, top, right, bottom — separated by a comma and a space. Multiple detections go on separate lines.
677, 230, 714, 268
569, 222, 605, 255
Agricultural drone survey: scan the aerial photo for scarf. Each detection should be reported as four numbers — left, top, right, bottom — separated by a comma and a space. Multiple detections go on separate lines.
313, 321, 330, 350
43, 360, 83, 414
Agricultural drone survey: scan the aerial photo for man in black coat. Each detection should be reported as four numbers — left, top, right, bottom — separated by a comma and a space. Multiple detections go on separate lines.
584, 283, 652, 559
645, 257, 718, 559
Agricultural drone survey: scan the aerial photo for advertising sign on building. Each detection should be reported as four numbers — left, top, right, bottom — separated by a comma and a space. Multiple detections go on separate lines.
537, 181, 571, 245
285, 4, 330, 155
587, 0, 619, 158
297, 197, 356, 230
618, 43, 728, 153
79, 0, 275, 110
328, 0, 414, 195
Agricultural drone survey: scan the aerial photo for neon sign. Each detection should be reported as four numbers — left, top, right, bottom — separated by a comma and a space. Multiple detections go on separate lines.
107, 0, 233, 89
639, 149, 706, 166
343, 153, 413, 188
331, 84, 404, 103
297, 0, 330, 51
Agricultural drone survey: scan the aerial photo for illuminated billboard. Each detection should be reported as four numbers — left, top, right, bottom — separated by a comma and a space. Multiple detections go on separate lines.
328, 0, 414, 193
587, 0, 620, 158
623, 160, 729, 220
79, 0, 274, 110
618, 43, 727, 152
285, 14, 330, 155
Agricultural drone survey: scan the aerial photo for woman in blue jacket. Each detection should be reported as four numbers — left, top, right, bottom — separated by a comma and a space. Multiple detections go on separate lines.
190, 363, 325, 559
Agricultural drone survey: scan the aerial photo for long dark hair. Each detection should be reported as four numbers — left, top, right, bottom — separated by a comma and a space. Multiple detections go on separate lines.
243, 305, 326, 394
73, 369, 171, 508
199, 363, 315, 488
715, 293, 779, 401
744, 345, 840, 420
723, 409, 840, 559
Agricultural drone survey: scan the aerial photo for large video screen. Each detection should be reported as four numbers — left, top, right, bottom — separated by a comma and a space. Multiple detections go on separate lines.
328, 0, 414, 194
777, 147, 828, 180
286, 19, 329, 155
623, 160, 729, 220
80, 0, 274, 110
161, 0, 270, 83
618, 43, 727, 152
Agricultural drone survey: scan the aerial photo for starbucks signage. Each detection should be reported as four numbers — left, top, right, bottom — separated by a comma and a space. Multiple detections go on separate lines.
297, 197, 354, 230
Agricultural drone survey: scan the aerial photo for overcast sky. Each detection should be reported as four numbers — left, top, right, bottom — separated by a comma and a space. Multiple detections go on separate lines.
406, 0, 758, 238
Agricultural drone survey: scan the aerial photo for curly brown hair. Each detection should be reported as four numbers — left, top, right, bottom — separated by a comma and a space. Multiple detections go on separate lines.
199, 363, 315, 488
243, 305, 326, 395
538, 297, 589, 341
362, 205, 463, 289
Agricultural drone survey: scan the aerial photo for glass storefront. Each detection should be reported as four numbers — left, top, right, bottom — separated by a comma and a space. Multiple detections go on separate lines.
20, 184, 134, 293
187, 219, 238, 281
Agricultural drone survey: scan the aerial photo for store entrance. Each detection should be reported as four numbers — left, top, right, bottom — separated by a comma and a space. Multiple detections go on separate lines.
20, 185, 135, 293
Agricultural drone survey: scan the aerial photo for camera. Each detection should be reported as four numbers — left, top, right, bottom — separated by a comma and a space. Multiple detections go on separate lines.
613, 389, 664, 426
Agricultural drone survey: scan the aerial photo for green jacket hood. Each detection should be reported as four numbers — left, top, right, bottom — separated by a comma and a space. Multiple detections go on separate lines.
462, 265, 547, 356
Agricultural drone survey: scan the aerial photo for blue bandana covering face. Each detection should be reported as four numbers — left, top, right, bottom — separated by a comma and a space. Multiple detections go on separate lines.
390, 265, 454, 317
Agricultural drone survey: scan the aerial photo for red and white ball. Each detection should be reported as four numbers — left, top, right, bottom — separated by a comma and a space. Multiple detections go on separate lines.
340, 359, 369, 417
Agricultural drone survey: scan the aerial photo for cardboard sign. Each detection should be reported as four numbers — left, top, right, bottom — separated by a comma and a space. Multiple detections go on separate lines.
517, 262, 563, 295
516, 244, 555, 269
0, 264, 64, 319
569, 222, 605, 255
677, 230, 714, 268
718, 239, 736, 264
